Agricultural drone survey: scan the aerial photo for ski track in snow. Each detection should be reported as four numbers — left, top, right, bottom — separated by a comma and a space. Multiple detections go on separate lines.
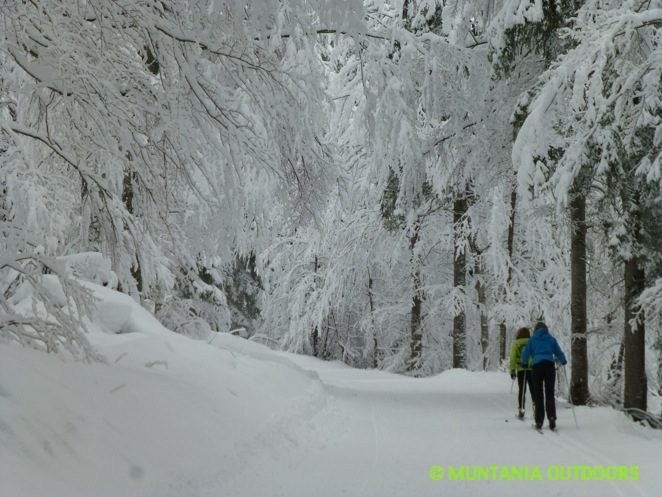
543, 419, 649, 497
239, 351, 662, 497
537, 421, 631, 497
2, 309, 662, 497
356, 400, 380, 496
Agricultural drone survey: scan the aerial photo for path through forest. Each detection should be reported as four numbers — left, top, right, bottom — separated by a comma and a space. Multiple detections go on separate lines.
1, 288, 661, 497
218, 348, 661, 497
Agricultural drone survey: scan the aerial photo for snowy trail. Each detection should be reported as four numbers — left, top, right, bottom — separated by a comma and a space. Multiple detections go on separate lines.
213, 347, 661, 497
2, 298, 661, 497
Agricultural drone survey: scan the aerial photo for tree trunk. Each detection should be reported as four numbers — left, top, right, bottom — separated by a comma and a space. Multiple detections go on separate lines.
402, 0, 410, 19
311, 255, 319, 357
570, 193, 589, 405
623, 258, 647, 413
122, 170, 142, 294
499, 186, 517, 364
453, 194, 468, 369
311, 326, 319, 357
407, 221, 423, 371
608, 330, 625, 406
368, 270, 378, 369
476, 266, 489, 370
469, 239, 488, 370
499, 322, 507, 366
409, 271, 423, 371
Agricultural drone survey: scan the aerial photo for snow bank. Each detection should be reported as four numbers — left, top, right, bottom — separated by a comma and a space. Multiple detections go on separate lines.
58, 252, 118, 289
0, 284, 321, 497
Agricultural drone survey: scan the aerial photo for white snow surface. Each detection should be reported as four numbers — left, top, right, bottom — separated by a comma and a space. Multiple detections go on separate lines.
1, 284, 661, 497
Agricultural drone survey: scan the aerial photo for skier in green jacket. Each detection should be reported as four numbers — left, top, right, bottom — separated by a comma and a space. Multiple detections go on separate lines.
509, 327, 534, 419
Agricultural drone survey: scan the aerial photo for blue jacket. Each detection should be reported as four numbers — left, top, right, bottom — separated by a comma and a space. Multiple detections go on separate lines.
521, 326, 567, 367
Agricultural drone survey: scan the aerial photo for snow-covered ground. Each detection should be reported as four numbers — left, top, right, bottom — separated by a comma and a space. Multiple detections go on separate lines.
2, 285, 661, 497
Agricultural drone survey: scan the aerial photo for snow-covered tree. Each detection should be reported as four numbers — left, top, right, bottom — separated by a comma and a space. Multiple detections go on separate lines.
0, 0, 346, 353
512, 0, 662, 413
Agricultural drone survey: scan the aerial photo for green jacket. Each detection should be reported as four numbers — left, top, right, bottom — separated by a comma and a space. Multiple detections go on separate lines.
509, 338, 532, 371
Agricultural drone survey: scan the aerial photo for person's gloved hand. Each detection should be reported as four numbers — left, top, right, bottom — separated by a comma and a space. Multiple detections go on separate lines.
510, 370, 516, 380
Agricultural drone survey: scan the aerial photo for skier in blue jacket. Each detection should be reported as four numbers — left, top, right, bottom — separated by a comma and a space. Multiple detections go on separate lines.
521, 322, 567, 431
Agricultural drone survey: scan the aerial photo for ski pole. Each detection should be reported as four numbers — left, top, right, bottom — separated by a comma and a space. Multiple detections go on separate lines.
561, 365, 579, 428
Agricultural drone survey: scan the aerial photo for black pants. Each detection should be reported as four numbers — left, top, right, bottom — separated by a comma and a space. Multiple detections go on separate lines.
532, 361, 556, 426
517, 370, 534, 411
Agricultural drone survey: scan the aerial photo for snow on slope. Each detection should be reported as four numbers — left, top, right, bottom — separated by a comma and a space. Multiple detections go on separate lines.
1, 284, 661, 497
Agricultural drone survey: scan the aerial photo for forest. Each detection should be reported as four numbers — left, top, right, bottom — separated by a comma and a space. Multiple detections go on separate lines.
1, 0, 661, 423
